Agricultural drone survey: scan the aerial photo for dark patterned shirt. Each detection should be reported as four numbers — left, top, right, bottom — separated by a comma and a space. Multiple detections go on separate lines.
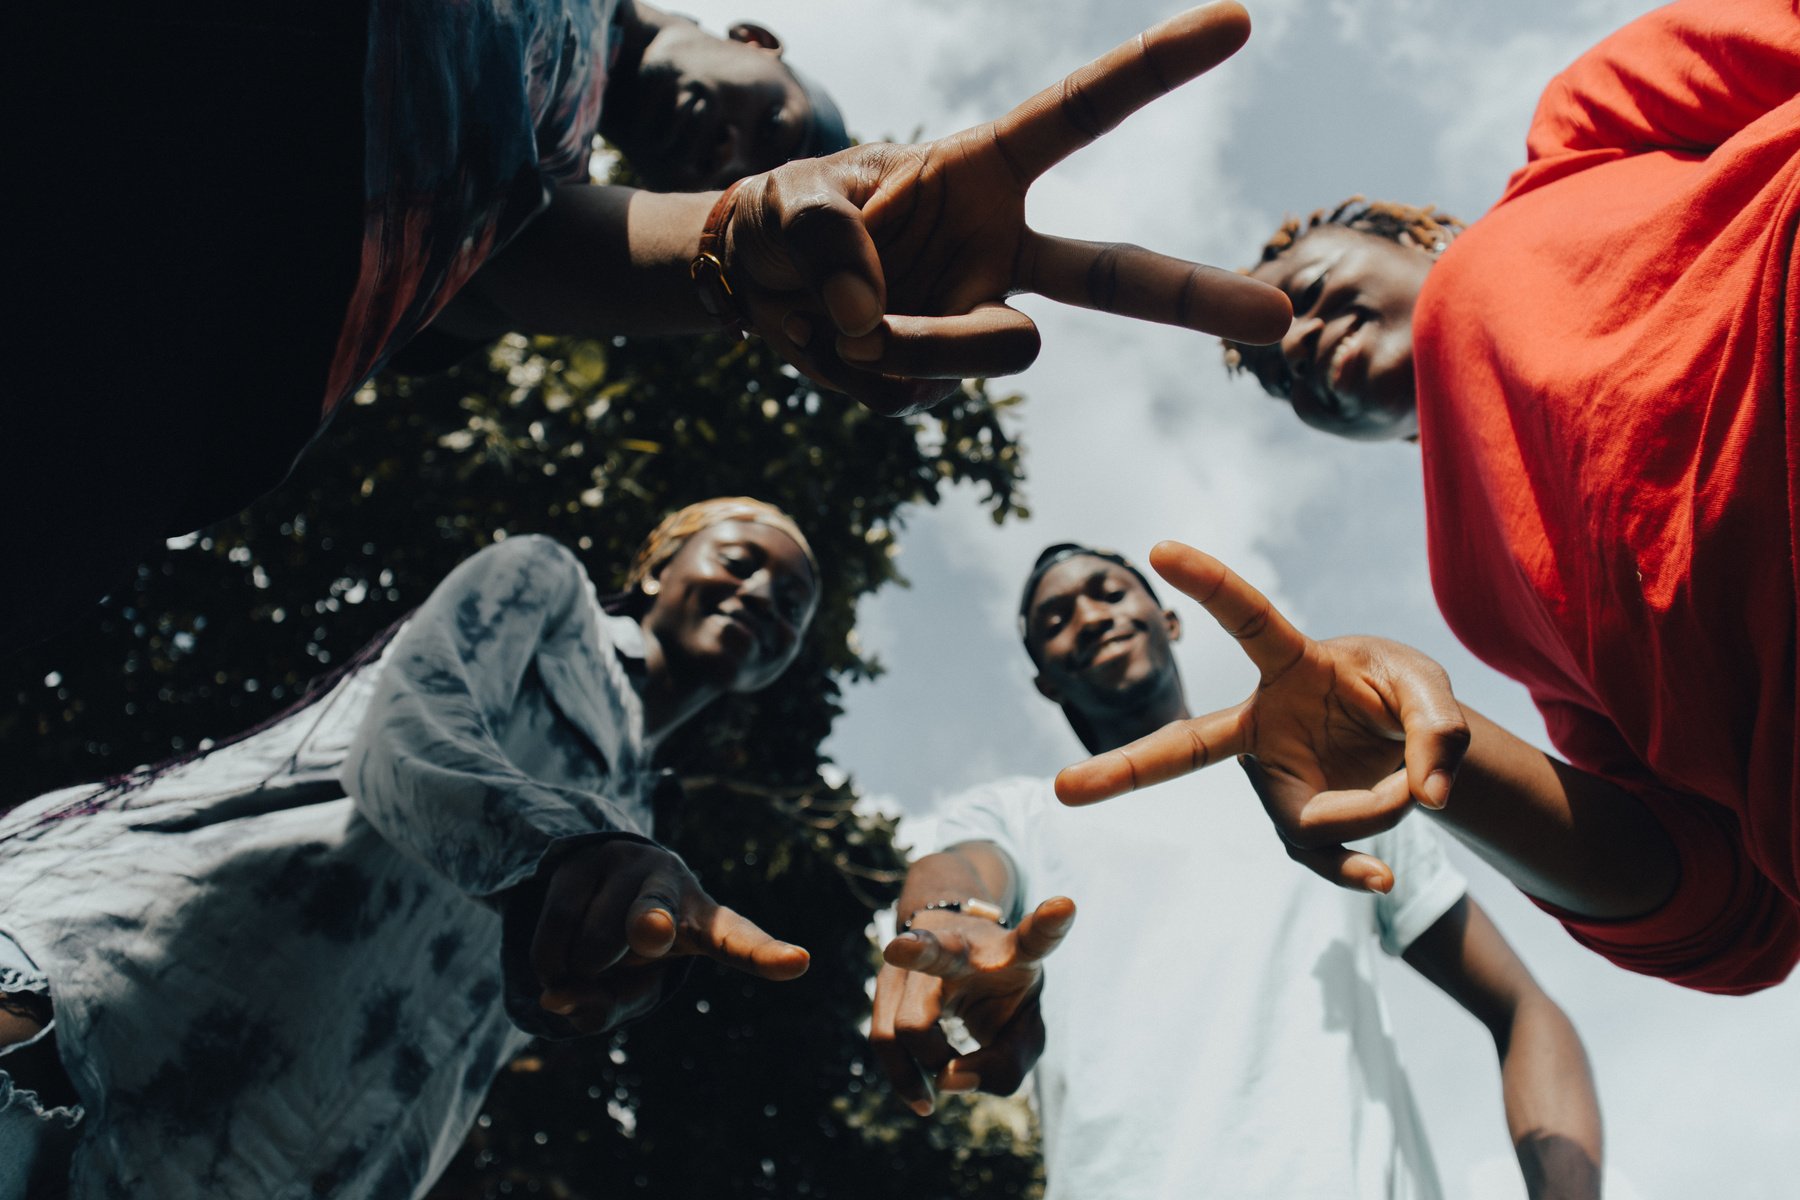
320, 0, 625, 421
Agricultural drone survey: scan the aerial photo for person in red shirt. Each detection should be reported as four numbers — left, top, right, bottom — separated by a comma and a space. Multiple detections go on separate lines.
1058, 0, 1800, 995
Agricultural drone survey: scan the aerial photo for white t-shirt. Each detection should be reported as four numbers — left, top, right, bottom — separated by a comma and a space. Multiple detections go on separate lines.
923, 769, 1466, 1200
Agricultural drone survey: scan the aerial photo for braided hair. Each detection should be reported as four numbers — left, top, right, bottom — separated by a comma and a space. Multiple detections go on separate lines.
1223, 196, 1464, 402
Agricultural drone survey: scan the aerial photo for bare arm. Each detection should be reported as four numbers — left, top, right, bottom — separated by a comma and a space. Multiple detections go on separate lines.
447, 186, 721, 340
1056, 541, 1680, 920
1403, 897, 1602, 1200
426, 4, 1291, 414
1430, 709, 1678, 919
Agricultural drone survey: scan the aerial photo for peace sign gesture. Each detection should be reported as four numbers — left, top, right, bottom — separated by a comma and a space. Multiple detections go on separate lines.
1055, 541, 1473, 892
724, 2, 1291, 415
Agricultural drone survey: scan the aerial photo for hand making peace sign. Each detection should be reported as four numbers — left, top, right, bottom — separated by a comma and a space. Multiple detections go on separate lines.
1055, 542, 1474, 893
722, 2, 1291, 415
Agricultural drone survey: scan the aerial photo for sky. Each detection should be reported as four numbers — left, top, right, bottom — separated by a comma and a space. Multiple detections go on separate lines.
680, 1, 1800, 1195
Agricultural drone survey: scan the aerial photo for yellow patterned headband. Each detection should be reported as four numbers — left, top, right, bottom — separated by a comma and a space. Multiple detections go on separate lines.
626, 497, 817, 589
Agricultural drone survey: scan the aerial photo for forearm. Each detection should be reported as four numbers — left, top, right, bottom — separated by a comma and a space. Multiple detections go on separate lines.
455, 185, 720, 339
896, 841, 1020, 927
1498, 995, 1603, 1200
1429, 707, 1680, 919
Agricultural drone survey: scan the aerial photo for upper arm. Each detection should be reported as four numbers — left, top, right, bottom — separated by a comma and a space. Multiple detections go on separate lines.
1402, 896, 1542, 1037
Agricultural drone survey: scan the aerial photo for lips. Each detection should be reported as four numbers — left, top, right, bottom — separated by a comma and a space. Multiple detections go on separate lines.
1311, 314, 1368, 414
1076, 629, 1139, 671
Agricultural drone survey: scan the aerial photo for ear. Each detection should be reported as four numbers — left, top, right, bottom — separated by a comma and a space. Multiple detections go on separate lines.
1164, 608, 1182, 642
727, 22, 784, 54
1033, 672, 1062, 705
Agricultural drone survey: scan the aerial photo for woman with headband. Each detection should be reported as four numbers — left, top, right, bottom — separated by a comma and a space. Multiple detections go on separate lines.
0, 498, 819, 1199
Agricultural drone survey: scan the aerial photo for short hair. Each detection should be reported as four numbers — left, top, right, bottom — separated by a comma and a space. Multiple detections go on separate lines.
1018, 543, 1162, 664
1223, 196, 1464, 401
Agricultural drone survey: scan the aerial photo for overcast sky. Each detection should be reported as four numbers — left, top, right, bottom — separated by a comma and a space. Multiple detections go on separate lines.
681, 2, 1800, 1195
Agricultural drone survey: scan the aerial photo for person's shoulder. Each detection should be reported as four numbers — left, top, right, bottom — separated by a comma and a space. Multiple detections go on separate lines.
939, 774, 1055, 813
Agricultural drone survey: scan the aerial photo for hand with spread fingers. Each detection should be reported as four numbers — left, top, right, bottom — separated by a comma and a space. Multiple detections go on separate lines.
530, 838, 810, 1034
1055, 540, 1472, 894
715, 1, 1291, 415
870, 895, 1075, 1115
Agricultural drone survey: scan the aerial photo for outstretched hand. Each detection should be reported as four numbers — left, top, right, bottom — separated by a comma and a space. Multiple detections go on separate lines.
1055, 541, 1472, 892
870, 897, 1075, 1115
531, 839, 809, 1033
724, 1, 1291, 415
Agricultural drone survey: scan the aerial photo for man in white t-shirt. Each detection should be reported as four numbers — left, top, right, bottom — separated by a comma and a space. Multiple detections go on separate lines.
870, 543, 1602, 1200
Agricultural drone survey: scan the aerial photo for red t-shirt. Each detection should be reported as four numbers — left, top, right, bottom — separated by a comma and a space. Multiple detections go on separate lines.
1414, 0, 1800, 993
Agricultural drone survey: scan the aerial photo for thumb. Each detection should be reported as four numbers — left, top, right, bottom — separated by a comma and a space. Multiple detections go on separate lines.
624, 875, 682, 960
678, 890, 812, 982
1012, 896, 1077, 964
741, 167, 886, 336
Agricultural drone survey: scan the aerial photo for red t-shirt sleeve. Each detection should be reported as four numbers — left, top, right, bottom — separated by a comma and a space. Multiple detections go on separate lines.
1522, 0, 1800, 165
1528, 785, 1800, 996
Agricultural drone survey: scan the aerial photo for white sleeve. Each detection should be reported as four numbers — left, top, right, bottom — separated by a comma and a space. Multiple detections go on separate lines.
1366, 814, 1467, 957
910, 777, 1051, 923
342, 535, 630, 898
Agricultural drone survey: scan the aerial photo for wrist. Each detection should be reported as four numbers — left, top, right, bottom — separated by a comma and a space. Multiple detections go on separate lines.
689, 178, 749, 330
900, 896, 1007, 933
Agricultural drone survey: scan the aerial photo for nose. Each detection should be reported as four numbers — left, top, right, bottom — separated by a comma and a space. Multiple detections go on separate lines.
711, 122, 753, 187
1071, 595, 1115, 643
1280, 313, 1322, 380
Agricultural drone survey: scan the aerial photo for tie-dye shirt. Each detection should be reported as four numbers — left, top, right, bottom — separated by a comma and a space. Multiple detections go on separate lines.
0, 536, 657, 1199
321, 0, 625, 420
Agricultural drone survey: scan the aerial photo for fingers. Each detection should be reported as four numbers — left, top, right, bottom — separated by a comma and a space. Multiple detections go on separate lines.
991, 2, 1253, 182
540, 963, 670, 1029
1054, 705, 1249, 805
835, 304, 1042, 379
1019, 234, 1291, 344
941, 1004, 1047, 1097
742, 170, 886, 336
531, 854, 632, 995
677, 893, 811, 981
1011, 896, 1077, 964
893, 973, 957, 1113
869, 963, 935, 1116
1148, 541, 1309, 683
1246, 756, 1414, 841
1287, 845, 1396, 894
1389, 655, 1471, 811
884, 927, 976, 979
1243, 758, 1408, 894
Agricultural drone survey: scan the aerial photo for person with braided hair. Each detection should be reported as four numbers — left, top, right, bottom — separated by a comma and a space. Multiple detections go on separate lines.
0, 499, 818, 1199
1056, 0, 1800, 997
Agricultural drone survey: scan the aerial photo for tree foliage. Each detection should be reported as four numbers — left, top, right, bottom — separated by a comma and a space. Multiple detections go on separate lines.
2, 329, 1042, 1197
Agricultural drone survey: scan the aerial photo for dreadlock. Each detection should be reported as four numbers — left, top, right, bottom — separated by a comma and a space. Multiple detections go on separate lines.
1223, 196, 1464, 401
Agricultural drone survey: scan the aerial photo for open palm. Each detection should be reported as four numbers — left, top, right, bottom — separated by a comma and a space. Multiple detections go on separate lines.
1056, 541, 1472, 891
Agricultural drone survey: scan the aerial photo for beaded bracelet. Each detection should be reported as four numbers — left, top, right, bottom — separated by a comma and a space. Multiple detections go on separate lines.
900, 897, 1008, 932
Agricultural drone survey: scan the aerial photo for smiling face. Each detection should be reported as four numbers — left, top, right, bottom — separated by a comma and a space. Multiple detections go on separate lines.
1025, 556, 1181, 723
611, 21, 822, 192
640, 519, 819, 694
1248, 225, 1435, 441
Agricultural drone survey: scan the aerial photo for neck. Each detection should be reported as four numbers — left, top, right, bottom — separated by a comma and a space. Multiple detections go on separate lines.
634, 617, 723, 750
1079, 675, 1190, 754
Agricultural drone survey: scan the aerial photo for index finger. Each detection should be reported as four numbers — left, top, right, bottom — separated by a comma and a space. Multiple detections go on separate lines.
992, 2, 1251, 183
1055, 704, 1249, 805
1148, 541, 1308, 684
678, 895, 811, 982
